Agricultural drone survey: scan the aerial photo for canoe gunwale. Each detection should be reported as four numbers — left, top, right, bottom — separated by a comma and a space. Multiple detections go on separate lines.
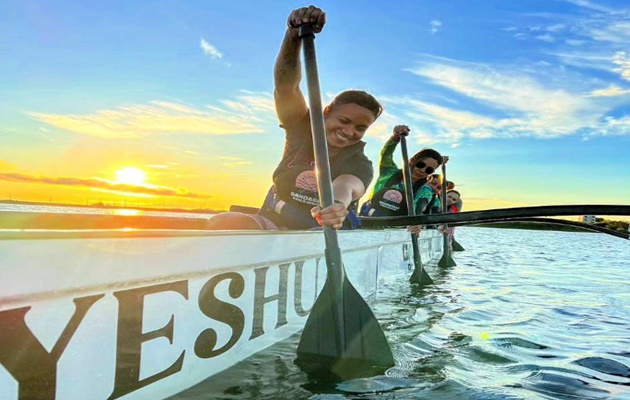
0, 231, 415, 308
0, 228, 402, 241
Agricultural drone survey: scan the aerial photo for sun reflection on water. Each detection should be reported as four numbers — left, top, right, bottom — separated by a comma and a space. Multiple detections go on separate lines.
113, 209, 142, 216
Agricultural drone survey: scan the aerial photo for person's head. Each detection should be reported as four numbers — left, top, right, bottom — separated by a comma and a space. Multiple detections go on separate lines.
446, 181, 455, 190
410, 148, 443, 182
323, 90, 383, 149
446, 190, 460, 206
427, 174, 443, 193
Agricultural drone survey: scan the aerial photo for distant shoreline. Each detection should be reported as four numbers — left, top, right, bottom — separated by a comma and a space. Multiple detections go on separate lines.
0, 199, 227, 215
472, 221, 587, 233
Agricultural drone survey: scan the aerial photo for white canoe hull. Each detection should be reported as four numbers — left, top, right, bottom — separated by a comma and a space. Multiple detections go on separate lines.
0, 228, 442, 400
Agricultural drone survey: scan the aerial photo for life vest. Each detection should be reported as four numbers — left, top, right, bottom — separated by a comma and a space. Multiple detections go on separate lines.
276, 166, 320, 206
361, 187, 408, 217
261, 166, 319, 229
261, 166, 359, 230
360, 172, 418, 217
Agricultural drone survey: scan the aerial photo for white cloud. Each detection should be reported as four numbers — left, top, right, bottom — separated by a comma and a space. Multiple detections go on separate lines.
406, 63, 590, 123
588, 21, 630, 43
613, 51, 630, 81
546, 23, 566, 32
535, 34, 556, 42
565, 39, 587, 46
200, 38, 223, 59
513, 1, 630, 86
430, 20, 442, 35
549, 51, 617, 74
30, 92, 277, 138
395, 60, 629, 143
562, 0, 616, 13
587, 84, 630, 97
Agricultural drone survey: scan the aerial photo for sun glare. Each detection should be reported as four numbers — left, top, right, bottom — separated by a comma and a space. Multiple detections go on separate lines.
114, 167, 147, 185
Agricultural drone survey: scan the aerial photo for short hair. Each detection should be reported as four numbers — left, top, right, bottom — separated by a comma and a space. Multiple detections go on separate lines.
328, 90, 383, 119
411, 148, 443, 166
448, 189, 460, 197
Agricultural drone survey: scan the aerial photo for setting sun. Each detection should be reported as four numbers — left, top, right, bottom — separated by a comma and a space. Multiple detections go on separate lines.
114, 167, 147, 185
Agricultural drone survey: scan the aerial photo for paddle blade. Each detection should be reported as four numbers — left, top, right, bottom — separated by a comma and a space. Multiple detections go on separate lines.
438, 253, 457, 268
452, 238, 465, 252
408, 233, 434, 285
296, 278, 394, 380
409, 266, 434, 285
438, 233, 456, 267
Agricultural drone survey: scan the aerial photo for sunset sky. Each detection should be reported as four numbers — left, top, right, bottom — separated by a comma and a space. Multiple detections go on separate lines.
1, 0, 629, 212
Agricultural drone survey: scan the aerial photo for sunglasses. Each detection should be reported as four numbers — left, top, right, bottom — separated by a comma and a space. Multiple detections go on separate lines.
414, 161, 435, 174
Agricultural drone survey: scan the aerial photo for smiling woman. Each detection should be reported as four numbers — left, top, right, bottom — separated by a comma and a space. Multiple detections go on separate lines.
114, 167, 147, 186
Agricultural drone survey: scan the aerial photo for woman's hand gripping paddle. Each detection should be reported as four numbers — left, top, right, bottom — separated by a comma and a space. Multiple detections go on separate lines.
294, 24, 395, 380
399, 130, 434, 285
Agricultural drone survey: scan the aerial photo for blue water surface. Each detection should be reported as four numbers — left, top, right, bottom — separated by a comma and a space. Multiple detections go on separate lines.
171, 227, 630, 400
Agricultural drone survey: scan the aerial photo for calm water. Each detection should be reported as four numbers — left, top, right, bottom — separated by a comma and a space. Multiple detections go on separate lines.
171, 228, 630, 400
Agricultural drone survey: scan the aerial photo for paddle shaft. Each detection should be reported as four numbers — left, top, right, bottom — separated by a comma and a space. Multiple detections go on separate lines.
298, 24, 346, 347
400, 135, 432, 284
441, 163, 450, 254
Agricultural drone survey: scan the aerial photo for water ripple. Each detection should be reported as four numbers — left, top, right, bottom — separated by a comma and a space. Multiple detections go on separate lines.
170, 228, 630, 400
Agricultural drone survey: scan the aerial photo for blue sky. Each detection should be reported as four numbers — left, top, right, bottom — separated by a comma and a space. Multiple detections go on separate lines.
0, 0, 629, 213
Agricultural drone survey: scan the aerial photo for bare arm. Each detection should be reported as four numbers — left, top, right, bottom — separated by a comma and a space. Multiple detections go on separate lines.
273, 29, 308, 125
274, 6, 326, 126
332, 174, 366, 207
311, 174, 366, 229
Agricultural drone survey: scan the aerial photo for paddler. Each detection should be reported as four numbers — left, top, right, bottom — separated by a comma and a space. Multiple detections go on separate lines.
208, 5, 382, 231
359, 125, 446, 218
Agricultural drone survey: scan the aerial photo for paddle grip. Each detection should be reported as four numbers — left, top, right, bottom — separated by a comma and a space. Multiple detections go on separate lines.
298, 24, 315, 38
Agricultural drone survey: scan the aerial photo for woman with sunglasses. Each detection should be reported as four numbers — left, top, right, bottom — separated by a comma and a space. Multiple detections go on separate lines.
359, 125, 445, 219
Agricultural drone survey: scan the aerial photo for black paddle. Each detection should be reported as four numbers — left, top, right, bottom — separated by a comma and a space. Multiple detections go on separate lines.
358, 204, 630, 228
294, 24, 394, 380
451, 238, 465, 252
437, 163, 456, 267
399, 132, 433, 285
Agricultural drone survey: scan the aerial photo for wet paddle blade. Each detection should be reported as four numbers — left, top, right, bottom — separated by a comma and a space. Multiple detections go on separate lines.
452, 238, 465, 251
296, 278, 395, 380
438, 233, 457, 267
408, 233, 433, 285
438, 253, 457, 268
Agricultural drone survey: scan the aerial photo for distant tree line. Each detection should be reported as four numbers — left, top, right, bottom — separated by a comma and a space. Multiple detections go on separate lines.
472, 219, 629, 234
591, 218, 629, 233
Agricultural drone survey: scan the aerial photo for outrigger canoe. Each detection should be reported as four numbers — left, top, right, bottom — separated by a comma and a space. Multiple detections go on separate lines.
0, 228, 443, 400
